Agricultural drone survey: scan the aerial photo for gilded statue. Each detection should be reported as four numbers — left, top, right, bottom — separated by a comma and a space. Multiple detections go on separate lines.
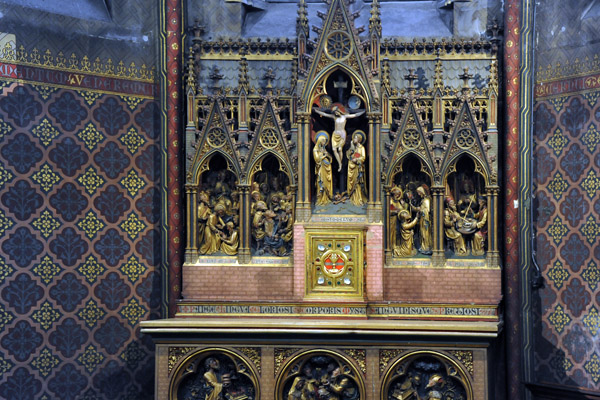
471, 197, 487, 256
413, 185, 432, 254
389, 185, 408, 249
346, 131, 367, 206
200, 203, 226, 255
313, 106, 365, 171
197, 191, 211, 249
219, 221, 239, 255
203, 357, 228, 400
444, 198, 467, 256
313, 131, 333, 205
288, 364, 317, 400
393, 210, 419, 257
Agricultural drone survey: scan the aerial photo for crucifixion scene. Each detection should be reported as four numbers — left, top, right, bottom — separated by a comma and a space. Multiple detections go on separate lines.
311, 70, 368, 212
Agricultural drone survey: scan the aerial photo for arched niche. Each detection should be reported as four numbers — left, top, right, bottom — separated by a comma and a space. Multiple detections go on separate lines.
196, 153, 240, 256
381, 351, 472, 400
309, 68, 369, 207
442, 155, 489, 258
388, 154, 433, 258
248, 153, 294, 256
276, 350, 365, 400
170, 348, 259, 400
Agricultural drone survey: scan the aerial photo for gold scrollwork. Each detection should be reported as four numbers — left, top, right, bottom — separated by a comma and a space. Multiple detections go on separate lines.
450, 350, 474, 377
275, 348, 301, 377
342, 349, 366, 375
168, 346, 197, 374
379, 349, 404, 375
235, 347, 262, 375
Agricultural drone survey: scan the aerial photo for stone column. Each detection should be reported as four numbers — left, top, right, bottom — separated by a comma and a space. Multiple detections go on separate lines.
238, 184, 252, 264
431, 185, 445, 267
185, 185, 198, 264
383, 185, 392, 265
296, 111, 311, 221
486, 186, 500, 268
367, 112, 382, 222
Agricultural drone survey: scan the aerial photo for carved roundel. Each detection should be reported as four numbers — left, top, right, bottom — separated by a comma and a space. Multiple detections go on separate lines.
326, 31, 352, 61
259, 128, 279, 149
401, 129, 421, 149
207, 127, 226, 148
276, 350, 365, 400
456, 129, 476, 149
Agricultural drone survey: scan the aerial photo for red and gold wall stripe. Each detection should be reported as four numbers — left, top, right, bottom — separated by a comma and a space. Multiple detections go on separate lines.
504, 0, 522, 396
160, 0, 184, 316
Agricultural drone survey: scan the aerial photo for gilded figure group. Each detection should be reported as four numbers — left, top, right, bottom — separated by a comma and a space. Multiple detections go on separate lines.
198, 170, 240, 256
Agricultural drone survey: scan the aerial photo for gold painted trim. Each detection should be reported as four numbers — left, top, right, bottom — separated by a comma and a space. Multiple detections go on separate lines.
0, 46, 154, 82
141, 318, 501, 335
0, 77, 154, 100
199, 54, 294, 61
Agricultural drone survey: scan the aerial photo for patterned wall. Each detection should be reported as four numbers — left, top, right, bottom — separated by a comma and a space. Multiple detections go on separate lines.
532, 1, 600, 388
0, 80, 161, 399
533, 89, 600, 390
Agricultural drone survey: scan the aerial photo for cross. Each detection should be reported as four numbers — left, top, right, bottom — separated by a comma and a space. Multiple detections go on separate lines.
404, 68, 418, 91
333, 76, 347, 103
459, 67, 473, 90
264, 66, 275, 89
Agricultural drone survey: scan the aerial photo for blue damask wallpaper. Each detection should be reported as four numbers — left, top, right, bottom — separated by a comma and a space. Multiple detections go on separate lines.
0, 81, 161, 399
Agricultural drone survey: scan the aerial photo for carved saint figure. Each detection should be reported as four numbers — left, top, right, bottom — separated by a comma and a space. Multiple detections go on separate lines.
203, 357, 227, 400
393, 210, 419, 257
389, 185, 408, 249
197, 191, 211, 249
444, 198, 467, 256
288, 364, 317, 400
413, 185, 432, 254
200, 203, 226, 255
219, 221, 239, 255
471, 197, 487, 256
346, 131, 367, 206
313, 132, 333, 205
313, 106, 365, 171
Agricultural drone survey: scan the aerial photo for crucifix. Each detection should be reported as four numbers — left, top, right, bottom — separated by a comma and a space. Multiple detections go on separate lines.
333, 76, 347, 103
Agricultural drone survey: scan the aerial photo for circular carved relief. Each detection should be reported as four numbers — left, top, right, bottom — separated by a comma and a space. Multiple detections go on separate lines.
259, 128, 279, 149
276, 350, 365, 400
207, 127, 226, 148
326, 31, 352, 61
382, 351, 472, 400
456, 129, 476, 149
172, 349, 259, 400
401, 129, 421, 149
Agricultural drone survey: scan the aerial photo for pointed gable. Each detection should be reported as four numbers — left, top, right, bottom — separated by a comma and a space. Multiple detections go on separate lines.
386, 100, 435, 183
441, 100, 493, 183
300, 0, 378, 108
245, 99, 296, 184
188, 100, 241, 184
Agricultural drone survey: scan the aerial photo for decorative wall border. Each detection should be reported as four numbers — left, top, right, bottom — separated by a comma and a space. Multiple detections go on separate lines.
535, 72, 600, 99
0, 45, 155, 82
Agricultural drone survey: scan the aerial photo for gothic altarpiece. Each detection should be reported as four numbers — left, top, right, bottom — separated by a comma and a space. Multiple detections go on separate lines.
146, 1, 502, 399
